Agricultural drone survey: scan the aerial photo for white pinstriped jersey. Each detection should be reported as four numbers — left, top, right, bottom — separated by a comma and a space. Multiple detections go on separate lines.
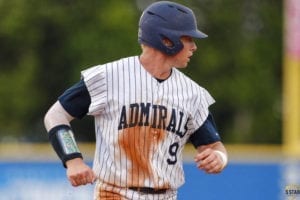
81, 56, 215, 197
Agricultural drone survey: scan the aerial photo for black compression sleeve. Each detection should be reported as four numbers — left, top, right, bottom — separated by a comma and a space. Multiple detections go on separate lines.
58, 79, 91, 119
189, 112, 221, 148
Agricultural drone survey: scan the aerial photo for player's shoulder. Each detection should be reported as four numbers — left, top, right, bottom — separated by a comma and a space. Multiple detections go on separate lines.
173, 69, 215, 105
173, 68, 207, 91
104, 55, 140, 74
103, 55, 138, 66
81, 56, 138, 77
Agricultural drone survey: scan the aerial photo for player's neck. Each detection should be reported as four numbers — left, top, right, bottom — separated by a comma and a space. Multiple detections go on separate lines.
139, 50, 172, 80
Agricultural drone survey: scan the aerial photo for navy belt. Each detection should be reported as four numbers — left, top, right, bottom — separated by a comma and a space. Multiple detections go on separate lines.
129, 187, 168, 194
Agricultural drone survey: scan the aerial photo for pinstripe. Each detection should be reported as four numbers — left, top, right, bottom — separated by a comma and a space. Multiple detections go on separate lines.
81, 56, 214, 199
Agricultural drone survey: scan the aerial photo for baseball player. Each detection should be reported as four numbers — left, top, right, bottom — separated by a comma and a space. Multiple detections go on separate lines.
44, 1, 228, 200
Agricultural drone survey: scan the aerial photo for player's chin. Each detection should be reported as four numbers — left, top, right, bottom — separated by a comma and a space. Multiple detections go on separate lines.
176, 63, 188, 69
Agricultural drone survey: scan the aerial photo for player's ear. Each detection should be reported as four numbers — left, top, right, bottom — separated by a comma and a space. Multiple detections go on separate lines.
162, 37, 174, 48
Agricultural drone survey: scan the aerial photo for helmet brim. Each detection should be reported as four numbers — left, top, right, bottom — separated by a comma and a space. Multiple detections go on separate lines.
186, 30, 208, 39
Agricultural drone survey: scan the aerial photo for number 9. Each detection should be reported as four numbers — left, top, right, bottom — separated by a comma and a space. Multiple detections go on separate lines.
167, 142, 179, 165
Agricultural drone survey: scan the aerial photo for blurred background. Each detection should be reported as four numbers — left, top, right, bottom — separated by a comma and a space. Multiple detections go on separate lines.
0, 0, 299, 199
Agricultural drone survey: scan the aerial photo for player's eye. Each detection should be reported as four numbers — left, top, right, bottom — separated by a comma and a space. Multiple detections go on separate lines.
181, 36, 194, 43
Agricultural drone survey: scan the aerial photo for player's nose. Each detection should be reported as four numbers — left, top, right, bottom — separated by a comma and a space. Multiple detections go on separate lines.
191, 42, 197, 52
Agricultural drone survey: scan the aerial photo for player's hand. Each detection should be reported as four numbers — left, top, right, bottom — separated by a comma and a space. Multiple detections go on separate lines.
194, 148, 225, 174
66, 158, 97, 187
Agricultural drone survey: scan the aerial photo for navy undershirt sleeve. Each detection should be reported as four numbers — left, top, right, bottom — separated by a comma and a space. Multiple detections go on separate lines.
58, 79, 91, 119
189, 112, 221, 148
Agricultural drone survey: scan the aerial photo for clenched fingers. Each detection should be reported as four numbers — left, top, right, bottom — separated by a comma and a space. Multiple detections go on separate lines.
66, 159, 97, 187
68, 168, 96, 186
194, 149, 224, 174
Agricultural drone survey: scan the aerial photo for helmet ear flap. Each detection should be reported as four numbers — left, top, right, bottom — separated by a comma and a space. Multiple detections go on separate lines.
159, 35, 184, 55
162, 37, 174, 48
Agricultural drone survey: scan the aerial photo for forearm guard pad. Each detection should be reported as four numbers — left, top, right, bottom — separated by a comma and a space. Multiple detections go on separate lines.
48, 124, 83, 168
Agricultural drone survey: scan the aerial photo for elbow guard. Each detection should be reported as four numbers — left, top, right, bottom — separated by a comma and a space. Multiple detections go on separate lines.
48, 124, 83, 168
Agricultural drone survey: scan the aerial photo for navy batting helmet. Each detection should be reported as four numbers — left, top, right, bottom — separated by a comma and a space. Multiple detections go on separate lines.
138, 1, 207, 55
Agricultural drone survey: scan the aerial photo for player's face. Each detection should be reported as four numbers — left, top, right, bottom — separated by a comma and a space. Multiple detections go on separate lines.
172, 36, 197, 68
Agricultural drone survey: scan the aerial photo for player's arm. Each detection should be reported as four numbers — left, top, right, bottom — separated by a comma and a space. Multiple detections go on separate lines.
44, 101, 74, 131
44, 79, 96, 186
189, 112, 228, 174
